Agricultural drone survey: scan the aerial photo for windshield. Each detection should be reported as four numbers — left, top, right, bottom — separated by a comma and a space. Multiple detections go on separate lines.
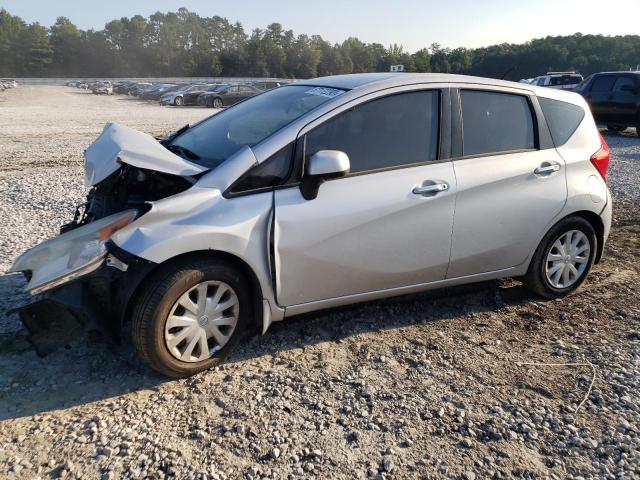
170, 85, 345, 168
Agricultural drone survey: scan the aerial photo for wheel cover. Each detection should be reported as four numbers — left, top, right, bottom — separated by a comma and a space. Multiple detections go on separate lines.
545, 230, 590, 289
164, 281, 239, 362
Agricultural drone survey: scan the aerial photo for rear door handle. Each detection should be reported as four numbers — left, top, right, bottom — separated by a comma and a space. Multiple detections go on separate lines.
534, 162, 561, 175
412, 182, 449, 195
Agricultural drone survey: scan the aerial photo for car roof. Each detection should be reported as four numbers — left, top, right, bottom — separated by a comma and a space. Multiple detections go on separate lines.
295, 72, 546, 92
291, 72, 588, 107
593, 71, 640, 76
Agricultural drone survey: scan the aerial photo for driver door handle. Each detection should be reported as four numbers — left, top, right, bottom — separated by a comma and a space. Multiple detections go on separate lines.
412, 182, 449, 195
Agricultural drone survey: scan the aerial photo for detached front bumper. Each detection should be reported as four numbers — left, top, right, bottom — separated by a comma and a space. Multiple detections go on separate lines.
12, 244, 156, 356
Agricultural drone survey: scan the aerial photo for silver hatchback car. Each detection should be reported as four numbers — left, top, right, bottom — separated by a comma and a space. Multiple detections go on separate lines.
11, 73, 612, 377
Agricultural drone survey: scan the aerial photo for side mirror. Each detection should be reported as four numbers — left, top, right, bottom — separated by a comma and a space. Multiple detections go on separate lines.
300, 150, 350, 200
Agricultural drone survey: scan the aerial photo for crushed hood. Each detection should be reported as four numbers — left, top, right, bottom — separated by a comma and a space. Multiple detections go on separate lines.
84, 122, 209, 186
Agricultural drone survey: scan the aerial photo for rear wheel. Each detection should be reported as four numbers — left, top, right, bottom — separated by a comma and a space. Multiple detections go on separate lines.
213, 97, 223, 108
130, 257, 251, 377
607, 124, 626, 132
524, 216, 596, 298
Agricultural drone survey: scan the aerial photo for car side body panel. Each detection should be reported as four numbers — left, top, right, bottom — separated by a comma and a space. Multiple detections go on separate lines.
109, 147, 285, 323
273, 161, 457, 306
100, 75, 611, 332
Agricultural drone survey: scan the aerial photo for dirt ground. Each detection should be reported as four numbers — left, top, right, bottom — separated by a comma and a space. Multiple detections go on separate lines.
0, 86, 638, 480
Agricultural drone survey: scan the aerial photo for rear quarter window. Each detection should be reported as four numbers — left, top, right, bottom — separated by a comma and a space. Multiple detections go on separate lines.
539, 97, 585, 146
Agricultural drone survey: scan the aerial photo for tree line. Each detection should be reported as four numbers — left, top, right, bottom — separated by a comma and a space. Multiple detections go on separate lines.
1, 7, 639, 80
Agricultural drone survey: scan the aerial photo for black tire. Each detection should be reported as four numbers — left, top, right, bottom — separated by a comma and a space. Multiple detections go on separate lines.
130, 257, 252, 377
606, 124, 626, 132
213, 97, 223, 108
523, 216, 597, 299
174, 96, 184, 106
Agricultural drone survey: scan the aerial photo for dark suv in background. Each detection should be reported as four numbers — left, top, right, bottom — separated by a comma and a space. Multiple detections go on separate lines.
575, 71, 640, 135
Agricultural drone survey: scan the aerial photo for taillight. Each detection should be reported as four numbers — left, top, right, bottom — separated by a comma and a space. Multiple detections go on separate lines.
590, 133, 610, 181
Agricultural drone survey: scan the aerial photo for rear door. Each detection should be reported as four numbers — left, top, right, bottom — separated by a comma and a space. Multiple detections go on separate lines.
447, 88, 567, 278
611, 75, 640, 123
273, 89, 457, 306
585, 75, 616, 123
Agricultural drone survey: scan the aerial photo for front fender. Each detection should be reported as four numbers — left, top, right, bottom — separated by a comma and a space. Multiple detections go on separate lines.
110, 185, 282, 323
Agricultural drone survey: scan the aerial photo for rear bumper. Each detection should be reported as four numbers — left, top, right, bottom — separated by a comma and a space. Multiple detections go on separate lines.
598, 188, 613, 260
12, 243, 156, 356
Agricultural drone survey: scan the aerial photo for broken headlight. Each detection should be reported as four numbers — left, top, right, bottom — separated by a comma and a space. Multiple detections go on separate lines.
10, 209, 138, 294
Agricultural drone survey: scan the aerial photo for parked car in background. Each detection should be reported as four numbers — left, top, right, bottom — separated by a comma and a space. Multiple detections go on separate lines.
159, 84, 209, 106
11, 73, 612, 377
140, 84, 180, 100
92, 81, 113, 95
129, 82, 153, 96
1, 79, 18, 90
252, 80, 287, 91
178, 84, 222, 105
532, 72, 583, 90
574, 71, 640, 135
197, 84, 262, 108
196, 84, 231, 107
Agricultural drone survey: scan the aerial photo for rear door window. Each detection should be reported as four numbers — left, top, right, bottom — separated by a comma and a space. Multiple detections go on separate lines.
613, 76, 635, 92
591, 76, 616, 92
460, 90, 535, 156
539, 97, 585, 146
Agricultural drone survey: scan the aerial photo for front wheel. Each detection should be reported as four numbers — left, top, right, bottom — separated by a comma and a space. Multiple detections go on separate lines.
524, 216, 596, 299
130, 257, 251, 377
213, 97, 223, 108
174, 96, 184, 106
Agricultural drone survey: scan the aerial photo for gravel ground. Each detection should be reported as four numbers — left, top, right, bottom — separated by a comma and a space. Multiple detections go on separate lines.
0, 86, 639, 480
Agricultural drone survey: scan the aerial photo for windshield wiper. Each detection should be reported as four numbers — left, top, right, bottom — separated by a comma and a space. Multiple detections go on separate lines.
166, 144, 201, 160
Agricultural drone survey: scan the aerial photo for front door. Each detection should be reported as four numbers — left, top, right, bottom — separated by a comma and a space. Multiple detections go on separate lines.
273, 89, 457, 307
586, 76, 616, 124
447, 89, 567, 278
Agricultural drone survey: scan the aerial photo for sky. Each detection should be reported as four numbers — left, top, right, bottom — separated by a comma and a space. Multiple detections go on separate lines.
2, 0, 639, 52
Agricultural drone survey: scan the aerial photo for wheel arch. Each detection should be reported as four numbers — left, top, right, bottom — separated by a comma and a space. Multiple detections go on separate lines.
552, 210, 605, 263
119, 250, 264, 334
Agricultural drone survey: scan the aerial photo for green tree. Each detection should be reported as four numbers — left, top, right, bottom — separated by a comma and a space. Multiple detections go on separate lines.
49, 16, 81, 75
21, 23, 52, 75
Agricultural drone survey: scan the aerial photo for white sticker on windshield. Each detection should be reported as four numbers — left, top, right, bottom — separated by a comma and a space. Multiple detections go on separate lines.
305, 87, 344, 98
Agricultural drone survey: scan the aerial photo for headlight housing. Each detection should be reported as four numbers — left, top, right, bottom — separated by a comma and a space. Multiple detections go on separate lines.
10, 210, 138, 294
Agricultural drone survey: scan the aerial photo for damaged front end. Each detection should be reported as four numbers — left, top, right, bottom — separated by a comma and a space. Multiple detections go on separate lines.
10, 122, 209, 355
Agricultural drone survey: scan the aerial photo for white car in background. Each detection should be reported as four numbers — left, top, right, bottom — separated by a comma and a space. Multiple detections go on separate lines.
532, 72, 583, 90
